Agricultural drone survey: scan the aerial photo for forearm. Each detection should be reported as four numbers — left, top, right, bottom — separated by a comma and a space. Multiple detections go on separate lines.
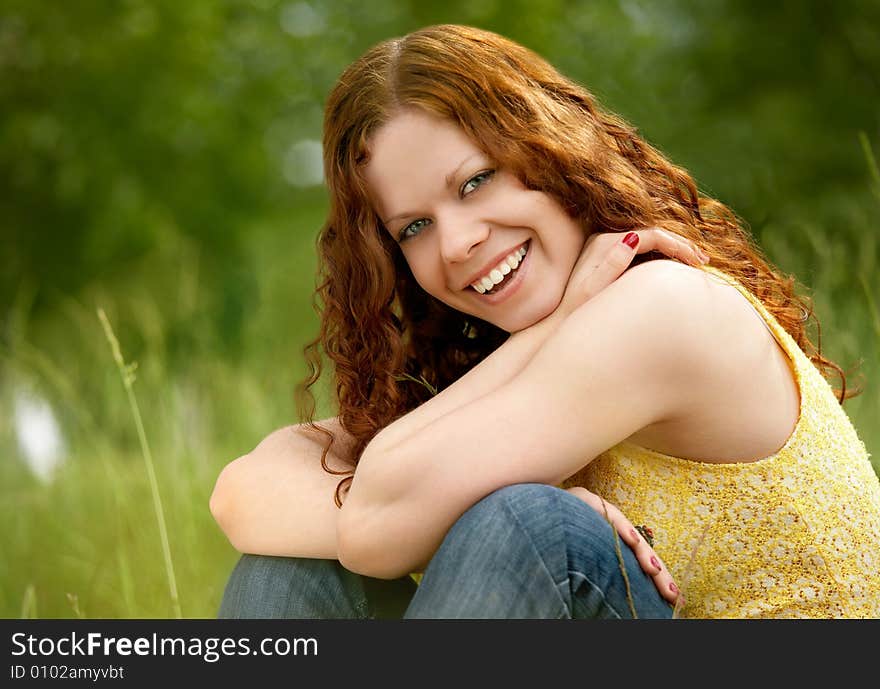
370, 310, 565, 454
210, 422, 353, 559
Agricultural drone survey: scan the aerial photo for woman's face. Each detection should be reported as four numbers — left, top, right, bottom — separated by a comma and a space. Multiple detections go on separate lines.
364, 109, 586, 333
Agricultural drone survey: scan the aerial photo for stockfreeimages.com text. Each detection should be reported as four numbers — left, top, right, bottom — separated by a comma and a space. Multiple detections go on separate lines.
11, 632, 317, 663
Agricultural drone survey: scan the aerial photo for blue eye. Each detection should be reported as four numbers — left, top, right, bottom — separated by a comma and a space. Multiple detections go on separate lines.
397, 170, 495, 242
400, 218, 431, 240
461, 170, 494, 195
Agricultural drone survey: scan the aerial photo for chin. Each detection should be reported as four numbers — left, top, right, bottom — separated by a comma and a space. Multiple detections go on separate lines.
495, 297, 561, 334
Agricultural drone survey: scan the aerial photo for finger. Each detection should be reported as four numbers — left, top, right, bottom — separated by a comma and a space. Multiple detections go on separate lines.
633, 227, 709, 266
564, 234, 639, 303
634, 541, 679, 604
565, 486, 609, 515
565, 487, 682, 605
593, 231, 641, 283
620, 517, 681, 605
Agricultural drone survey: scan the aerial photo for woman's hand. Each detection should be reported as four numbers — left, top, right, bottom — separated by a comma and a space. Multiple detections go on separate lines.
565, 486, 683, 608
556, 227, 709, 320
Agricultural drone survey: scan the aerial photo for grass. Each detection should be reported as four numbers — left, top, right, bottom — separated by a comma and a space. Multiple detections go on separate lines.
98, 308, 181, 618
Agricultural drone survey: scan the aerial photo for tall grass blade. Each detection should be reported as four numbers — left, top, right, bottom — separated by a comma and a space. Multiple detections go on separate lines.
672, 520, 712, 619
98, 308, 182, 618
859, 274, 880, 346
66, 593, 85, 619
117, 548, 138, 618
597, 500, 638, 618
20, 585, 37, 619
858, 131, 880, 201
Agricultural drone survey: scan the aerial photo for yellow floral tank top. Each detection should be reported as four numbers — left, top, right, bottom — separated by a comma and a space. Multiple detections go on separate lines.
565, 265, 880, 618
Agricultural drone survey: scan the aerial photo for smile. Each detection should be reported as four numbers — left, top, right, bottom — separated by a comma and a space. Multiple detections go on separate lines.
470, 241, 529, 295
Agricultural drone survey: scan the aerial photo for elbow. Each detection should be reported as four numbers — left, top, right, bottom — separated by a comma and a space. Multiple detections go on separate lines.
336, 445, 417, 579
209, 457, 246, 552
209, 460, 234, 526
335, 505, 376, 577
208, 470, 227, 525
336, 505, 408, 580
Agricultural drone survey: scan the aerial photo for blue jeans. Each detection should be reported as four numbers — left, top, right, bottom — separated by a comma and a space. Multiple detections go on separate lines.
218, 483, 673, 619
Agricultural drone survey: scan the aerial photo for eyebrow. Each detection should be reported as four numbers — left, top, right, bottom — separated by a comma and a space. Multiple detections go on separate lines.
381, 153, 482, 226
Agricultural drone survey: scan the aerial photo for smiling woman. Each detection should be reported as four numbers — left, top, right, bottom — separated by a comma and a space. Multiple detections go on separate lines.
209, 24, 880, 619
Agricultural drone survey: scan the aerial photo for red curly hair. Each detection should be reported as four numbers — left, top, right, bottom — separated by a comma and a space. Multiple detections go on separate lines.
296, 24, 856, 506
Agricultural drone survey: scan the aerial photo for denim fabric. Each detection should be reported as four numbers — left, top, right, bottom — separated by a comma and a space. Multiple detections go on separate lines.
218, 483, 673, 619
217, 554, 417, 619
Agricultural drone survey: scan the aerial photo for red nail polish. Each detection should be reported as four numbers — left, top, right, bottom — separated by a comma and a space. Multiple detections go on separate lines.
669, 582, 679, 594
622, 232, 639, 249
650, 555, 661, 570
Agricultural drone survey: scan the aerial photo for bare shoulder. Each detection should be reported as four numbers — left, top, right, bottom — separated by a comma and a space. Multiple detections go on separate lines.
591, 259, 753, 346
554, 259, 768, 413
564, 259, 726, 360
615, 258, 726, 309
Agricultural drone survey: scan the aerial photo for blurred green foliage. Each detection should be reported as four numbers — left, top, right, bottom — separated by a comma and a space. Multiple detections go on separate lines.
1, 0, 878, 617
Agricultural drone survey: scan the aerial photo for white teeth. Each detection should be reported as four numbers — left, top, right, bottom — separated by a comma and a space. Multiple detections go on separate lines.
470, 242, 529, 293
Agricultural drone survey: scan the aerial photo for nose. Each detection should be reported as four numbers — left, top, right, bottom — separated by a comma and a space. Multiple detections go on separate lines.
438, 212, 490, 264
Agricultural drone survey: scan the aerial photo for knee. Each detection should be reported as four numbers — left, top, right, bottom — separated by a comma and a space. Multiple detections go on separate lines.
224, 553, 335, 589
463, 483, 560, 527
218, 555, 363, 619
441, 483, 562, 555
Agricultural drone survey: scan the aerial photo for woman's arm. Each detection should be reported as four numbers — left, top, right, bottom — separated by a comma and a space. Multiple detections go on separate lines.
209, 418, 355, 558
337, 261, 705, 579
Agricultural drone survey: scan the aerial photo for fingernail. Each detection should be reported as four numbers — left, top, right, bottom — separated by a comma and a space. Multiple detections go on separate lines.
622, 232, 639, 249
669, 582, 679, 594
650, 555, 661, 570
630, 528, 639, 541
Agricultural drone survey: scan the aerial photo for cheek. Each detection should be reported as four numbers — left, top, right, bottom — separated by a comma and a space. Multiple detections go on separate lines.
509, 189, 575, 228
403, 249, 446, 295
524, 199, 586, 256
563, 220, 588, 256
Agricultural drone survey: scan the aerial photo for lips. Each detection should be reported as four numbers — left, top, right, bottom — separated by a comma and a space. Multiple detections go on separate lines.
476, 244, 528, 295
464, 240, 530, 292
